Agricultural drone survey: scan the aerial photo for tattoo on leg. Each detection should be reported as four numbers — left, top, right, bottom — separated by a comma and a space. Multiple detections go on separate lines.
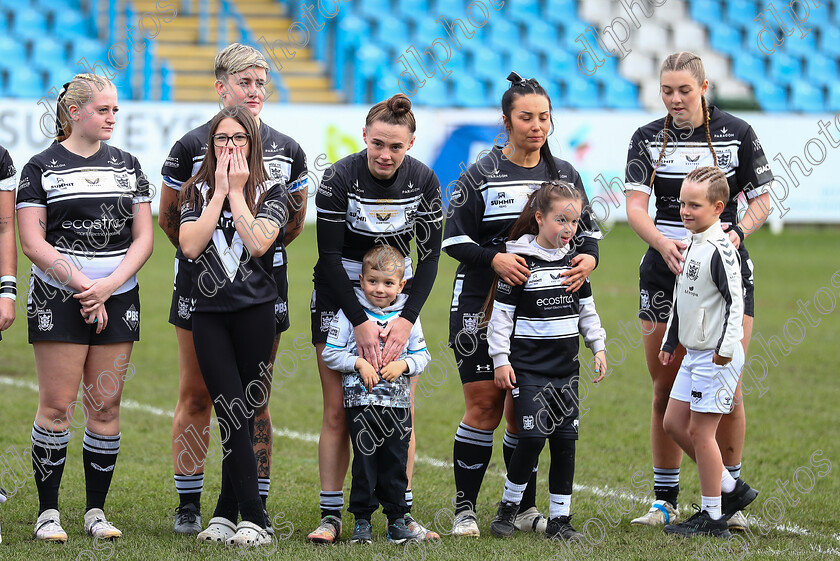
255, 449, 270, 478
254, 418, 271, 445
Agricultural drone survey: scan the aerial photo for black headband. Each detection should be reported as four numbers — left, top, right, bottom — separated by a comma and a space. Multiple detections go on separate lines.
54, 81, 71, 138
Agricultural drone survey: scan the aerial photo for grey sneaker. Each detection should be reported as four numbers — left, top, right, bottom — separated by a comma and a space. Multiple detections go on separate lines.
350, 519, 372, 544
174, 503, 202, 535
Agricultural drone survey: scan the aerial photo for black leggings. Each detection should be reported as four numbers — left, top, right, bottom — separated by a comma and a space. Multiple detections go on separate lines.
192, 302, 275, 525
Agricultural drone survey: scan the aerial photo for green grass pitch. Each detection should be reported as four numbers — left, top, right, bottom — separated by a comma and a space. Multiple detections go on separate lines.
0, 224, 838, 560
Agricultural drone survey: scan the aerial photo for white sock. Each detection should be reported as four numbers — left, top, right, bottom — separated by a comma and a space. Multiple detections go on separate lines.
702, 495, 722, 520
502, 478, 527, 505
721, 468, 737, 493
726, 463, 742, 480
549, 493, 572, 518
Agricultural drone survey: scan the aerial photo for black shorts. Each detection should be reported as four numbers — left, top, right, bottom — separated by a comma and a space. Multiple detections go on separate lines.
512, 381, 579, 440
27, 276, 141, 345
310, 276, 413, 344
171, 257, 290, 335
452, 337, 494, 384
638, 245, 755, 323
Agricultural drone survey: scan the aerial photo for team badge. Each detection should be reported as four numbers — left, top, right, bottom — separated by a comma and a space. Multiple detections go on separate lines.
320, 311, 335, 333
115, 174, 130, 190
717, 149, 732, 169
687, 259, 701, 281
123, 305, 139, 331
496, 280, 511, 294
691, 389, 703, 403
269, 162, 285, 180
177, 296, 191, 320
640, 289, 650, 310
462, 313, 480, 333
37, 309, 53, 332
522, 415, 535, 430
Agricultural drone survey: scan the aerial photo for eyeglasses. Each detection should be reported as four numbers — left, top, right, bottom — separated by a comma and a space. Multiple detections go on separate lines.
212, 133, 250, 147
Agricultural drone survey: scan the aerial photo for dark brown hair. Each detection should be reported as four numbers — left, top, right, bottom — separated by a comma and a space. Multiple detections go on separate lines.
365, 93, 416, 133
180, 107, 270, 215
650, 52, 717, 187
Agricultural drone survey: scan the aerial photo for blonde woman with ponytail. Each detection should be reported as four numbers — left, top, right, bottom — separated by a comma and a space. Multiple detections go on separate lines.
16, 73, 153, 542
624, 52, 774, 530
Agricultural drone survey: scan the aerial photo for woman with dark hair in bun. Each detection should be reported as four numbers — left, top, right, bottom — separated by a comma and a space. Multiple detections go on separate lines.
443, 72, 601, 537
308, 93, 443, 543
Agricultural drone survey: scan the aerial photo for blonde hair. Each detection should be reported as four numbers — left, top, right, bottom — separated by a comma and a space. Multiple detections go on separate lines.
214, 43, 270, 79
362, 245, 406, 279
651, 52, 717, 187
684, 166, 729, 205
55, 73, 114, 141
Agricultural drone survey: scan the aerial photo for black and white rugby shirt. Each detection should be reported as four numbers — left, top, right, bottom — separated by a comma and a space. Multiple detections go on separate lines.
625, 106, 774, 240
0, 146, 15, 192
16, 142, 151, 294
315, 150, 443, 326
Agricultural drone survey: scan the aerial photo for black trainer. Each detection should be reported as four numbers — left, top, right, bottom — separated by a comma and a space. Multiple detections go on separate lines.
173, 503, 202, 535
350, 519, 372, 544
489, 501, 520, 538
546, 515, 583, 542
722, 479, 759, 519
386, 518, 416, 544
664, 507, 731, 538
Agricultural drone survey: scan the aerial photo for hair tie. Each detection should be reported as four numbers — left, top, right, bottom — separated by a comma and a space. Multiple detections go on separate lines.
507, 71, 525, 87
54, 81, 71, 138
56, 81, 71, 102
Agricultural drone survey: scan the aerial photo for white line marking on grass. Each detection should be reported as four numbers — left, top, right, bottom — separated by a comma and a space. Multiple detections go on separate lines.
0, 375, 820, 539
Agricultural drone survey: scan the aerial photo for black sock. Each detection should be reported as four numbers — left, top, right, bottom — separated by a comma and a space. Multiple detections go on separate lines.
548, 438, 575, 495
31, 423, 70, 514
214, 470, 238, 521
174, 473, 203, 508
504, 430, 539, 511
453, 423, 493, 513
82, 430, 120, 511
653, 467, 680, 508
240, 497, 266, 527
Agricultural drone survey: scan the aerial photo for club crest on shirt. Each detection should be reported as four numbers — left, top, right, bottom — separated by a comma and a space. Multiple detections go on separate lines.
640, 289, 651, 310
268, 162, 286, 180
717, 149, 732, 169
462, 313, 481, 334
115, 174, 131, 190
687, 259, 701, 281
320, 311, 335, 333
37, 309, 53, 332
522, 415, 535, 430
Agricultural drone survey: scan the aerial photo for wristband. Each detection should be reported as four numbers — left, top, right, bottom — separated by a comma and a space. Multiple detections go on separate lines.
0, 276, 15, 299
731, 224, 745, 242
0, 293, 15, 301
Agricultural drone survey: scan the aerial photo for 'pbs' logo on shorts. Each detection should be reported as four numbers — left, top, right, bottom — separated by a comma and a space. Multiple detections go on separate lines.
123, 305, 139, 331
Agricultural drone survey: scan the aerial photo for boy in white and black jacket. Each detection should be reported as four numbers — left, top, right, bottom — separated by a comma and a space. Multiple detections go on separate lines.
660, 167, 758, 539
322, 245, 431, 545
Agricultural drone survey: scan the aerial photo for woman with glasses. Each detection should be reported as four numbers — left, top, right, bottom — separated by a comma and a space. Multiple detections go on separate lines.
179, 108, 287, 548
443, 72, 601, 537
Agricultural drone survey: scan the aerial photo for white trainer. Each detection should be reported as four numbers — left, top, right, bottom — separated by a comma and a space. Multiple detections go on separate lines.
728, 510, 750, 531
197, 516, 236, 543
34, 509, 68, 543
84, 508, 122, 539
452, 509, 480, 538
514, 506, 548, 533
630, 500, 679, 526
226, 520, 271, 547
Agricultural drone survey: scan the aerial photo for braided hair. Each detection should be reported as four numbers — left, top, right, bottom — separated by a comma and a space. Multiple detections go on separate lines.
650, 52, 717, 187
684, 166, 728, 205
502, 71, 560, 180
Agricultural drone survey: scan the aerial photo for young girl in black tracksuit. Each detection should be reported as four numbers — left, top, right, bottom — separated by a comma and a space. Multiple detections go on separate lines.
486, 181, 607, 542
179, 108, 286, 547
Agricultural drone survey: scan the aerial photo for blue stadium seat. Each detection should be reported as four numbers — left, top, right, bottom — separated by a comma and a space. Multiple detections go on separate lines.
374, 15, 410, 53
470, 47, 506, 82
708, 23, 743, 56
564, 76, 601, 109
353, 43, 389, 103
770, 52, 803, 85
790, 80, 825, 112
356, 0, 392, 17
508, 47, 543, 79
544, 0, 582, 22
335, 15, 371, 87
486, 18, 520, 48
805, 52, 837, 86
69, 36, 108, 66
509, 0, 541, 22
819, 25, 840, 57
689, 0, 724, 27
412, 76, 450, 107
525, 19, 560, 55
546, 48, 577, 80
6, 66, 44, 98
396, 0, 430, 19
753, 81, 788, 111
414, 18, 443, 48
724, 0, 758, 25
828, 82, 840, 110
604, 79, 640, 109
0, 35, 27, 66
31, 36, 69, 69
782, 28, 818, 58
51, 8, 91, 39
437, 0, 467, 22
12, 7, 49, 35
732, 52, 767, 85
453, 75, 489, 107
541, 79, 565, 107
